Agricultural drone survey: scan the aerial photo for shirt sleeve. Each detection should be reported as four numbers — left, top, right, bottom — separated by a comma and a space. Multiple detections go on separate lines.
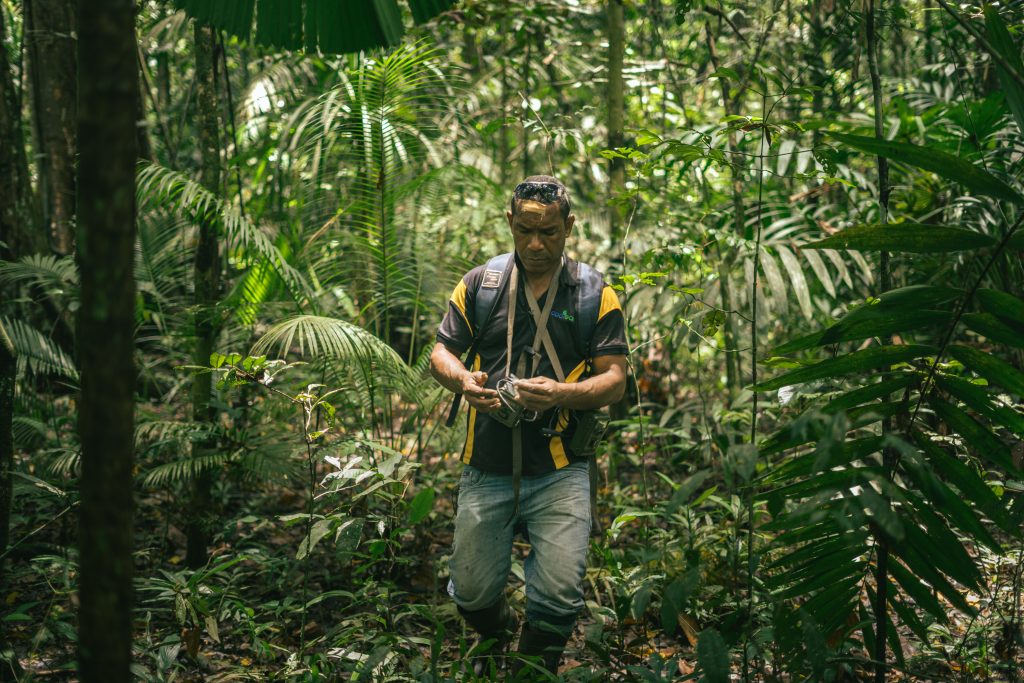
591, 284, 628, 357
436, 272, 477, 355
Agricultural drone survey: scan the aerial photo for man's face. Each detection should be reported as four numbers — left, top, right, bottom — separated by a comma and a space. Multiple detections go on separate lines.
506, 200, 575, 277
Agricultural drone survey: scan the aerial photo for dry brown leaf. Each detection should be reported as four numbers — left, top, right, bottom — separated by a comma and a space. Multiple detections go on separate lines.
678, 613, 699, 647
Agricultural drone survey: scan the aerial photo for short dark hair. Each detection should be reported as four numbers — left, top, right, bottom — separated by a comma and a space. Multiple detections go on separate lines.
510, 175, 572, 221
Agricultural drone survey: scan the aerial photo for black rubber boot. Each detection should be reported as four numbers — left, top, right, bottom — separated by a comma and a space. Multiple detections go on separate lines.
510, 621, 570, 679
459, 598, 519, 677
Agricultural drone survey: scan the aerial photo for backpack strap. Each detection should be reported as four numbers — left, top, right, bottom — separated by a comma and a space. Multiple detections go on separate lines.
571, 261, 609, 535
444, 253, 514, 428
574, 261, 606, 361
474, 252, 514, 331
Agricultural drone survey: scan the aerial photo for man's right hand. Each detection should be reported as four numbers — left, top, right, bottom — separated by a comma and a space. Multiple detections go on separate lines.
461, 371, 501, 413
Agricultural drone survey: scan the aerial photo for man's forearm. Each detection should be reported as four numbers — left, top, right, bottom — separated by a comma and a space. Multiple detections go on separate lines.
429, 342, 471, 394
557, 367, 626, 410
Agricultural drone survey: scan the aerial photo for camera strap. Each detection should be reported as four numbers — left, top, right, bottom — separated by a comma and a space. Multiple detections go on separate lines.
505, 259, 563, 525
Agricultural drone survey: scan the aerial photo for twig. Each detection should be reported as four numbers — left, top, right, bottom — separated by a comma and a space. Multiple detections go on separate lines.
0, 502, 78, 562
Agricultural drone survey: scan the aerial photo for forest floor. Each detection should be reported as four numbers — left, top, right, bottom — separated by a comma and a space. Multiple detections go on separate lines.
8, 440, 1021, 682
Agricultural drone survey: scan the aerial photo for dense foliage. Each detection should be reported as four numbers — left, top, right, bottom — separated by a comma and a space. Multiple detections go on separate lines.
1, 0, 1023, 680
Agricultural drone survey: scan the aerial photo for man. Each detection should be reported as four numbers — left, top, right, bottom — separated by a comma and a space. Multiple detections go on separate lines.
429, 175, 628, 676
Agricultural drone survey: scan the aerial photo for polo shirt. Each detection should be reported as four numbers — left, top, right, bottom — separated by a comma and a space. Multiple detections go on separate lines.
436, 253, 628, 475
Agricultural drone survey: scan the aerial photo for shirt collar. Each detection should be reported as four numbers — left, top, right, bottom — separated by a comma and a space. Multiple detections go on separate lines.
511, 252, 579, 287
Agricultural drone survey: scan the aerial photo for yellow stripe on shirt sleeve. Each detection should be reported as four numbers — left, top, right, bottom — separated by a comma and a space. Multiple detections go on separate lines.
598, 285, 622, 321
451, 279, 472, 332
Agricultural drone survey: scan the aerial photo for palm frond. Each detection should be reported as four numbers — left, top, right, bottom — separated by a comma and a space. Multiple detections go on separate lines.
13, 416, 48, 449
135, 419, 220, 452
250, 315, 410, 384
44, 448, 81, 479
2, 316, 78, 380
0, 254, 79, 294
140, 451, 235, 488
136, 161, 313, 309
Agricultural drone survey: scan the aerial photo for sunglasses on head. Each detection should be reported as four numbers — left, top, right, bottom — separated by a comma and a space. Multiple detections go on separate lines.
513, 181, 568, 206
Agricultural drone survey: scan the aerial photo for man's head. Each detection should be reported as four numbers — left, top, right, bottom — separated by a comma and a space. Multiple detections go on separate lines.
506, 175, 575, 277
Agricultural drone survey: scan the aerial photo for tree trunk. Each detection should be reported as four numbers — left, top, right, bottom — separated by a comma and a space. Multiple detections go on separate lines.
135, 48, 153, 162
0, 321, 20, 683
705, 22, 743, 403
0, 7, 40, 260
25, 0, 77, 256
606, 0, 625, 244
866, 2, 893, 682
186, 22, 221, 570
75, 0, 138, 680
0, 322, 13, 591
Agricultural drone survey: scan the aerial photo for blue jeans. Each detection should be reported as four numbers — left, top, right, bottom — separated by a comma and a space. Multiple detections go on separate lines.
448, 461, 591, 638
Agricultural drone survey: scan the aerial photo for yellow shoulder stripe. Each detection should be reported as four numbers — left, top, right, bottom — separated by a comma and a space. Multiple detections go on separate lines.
598, 285, 622, 321
451, 279, 472, 331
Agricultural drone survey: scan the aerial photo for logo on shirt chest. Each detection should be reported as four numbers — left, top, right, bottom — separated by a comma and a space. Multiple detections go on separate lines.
551, 309, 575, 322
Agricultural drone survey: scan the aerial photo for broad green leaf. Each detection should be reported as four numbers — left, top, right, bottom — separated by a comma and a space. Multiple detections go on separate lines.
912, 429, 1014, 533
760, 251, 789, 317
800, 610, 827, 680
802, 248, 836, 297
936, 374, 1024, 436
805, 223, 996, 253
888, 559, 948, 624
800, 578, 860, 636
776, 245, 814, 320
976, 289, 1024, 327
768, 532, 859, 570
665, 470, 712, 516
929, 396, 1019, 474
948, 344, 1024, 398
908, 489, 995, 582
762, 436, 884, 485
902, 516, 981, 590
855, 485, 904, 542
820, 308, 950, 346
858, 602, 876, 662
828, 132, 1024, 205
407, 487, 435, 524
816, 286, 957, 346
773, 330, 826, 355
900, 451, 1001, 552
864, 585, 906, 670
985, 5, 1024, 134
962, 312, 1024, 348
824, 376, 915, 414
753, 344, 936, 391
765, 471, 860, 501
889, 592, 932, 645
296, 517, 334, 560
772, 547, 868, 595
772, 285, 958, 352
696, 628, 730, 683
892, 538, 976, 615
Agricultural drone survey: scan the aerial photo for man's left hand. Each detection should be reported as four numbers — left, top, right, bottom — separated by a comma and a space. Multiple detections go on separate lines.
514, 376, 565, 411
